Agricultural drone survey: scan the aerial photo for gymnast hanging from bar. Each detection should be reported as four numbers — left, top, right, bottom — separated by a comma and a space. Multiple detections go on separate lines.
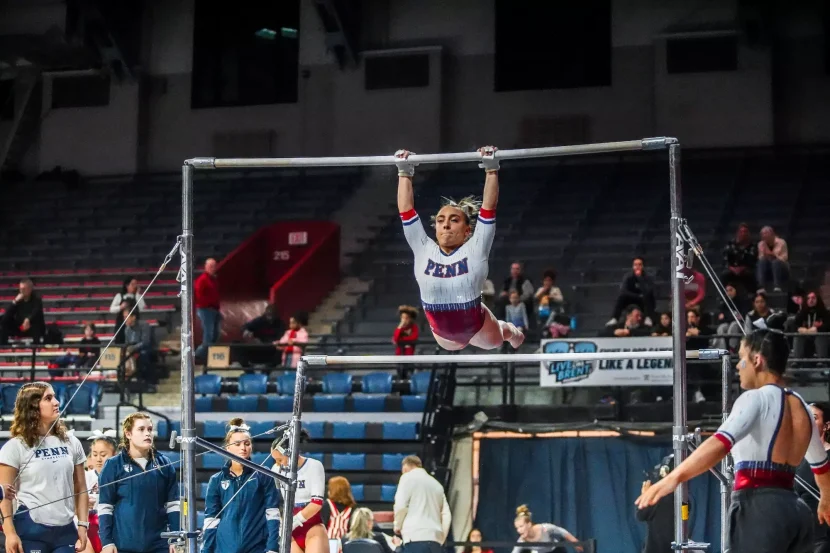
395, 146, 525, 351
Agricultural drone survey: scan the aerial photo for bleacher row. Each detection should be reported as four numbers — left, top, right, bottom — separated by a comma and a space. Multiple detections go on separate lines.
0, 381, 100, 417
194, 371, 432, 413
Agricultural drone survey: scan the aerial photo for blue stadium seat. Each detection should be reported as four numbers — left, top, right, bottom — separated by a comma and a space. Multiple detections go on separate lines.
332, 422, 366, 440
248, 421, 275, 438
160, 450, 181, 466
252, 452, 270, 465
306, 452, 324, 464
351, 483, 364, 502
382, 422, 418, 441
276, 373, 298, 395
200, 483, 209, 499
304, 421, 325, 440
381, 484, 397, 502
331, 453, 366, 471
227, 395, 259, 412
265, 395, 293, 412
0, 383, 22, 415
410, 371, 432, 395
202, 453, 225, 470
66, 382, 100, 417
313, 394, 346, 412
401, 395, 427, 413
204, 420, 227, 439
51, 383, 68, 410
195, 397, 214, 412
382, 453, 409, 472
238, 373, 268, 395
352, 394, 386, 412
155, 420, 180, 439
322, 373, 352, 394
362, 373, 393, 394
197, 511, 205, 530
195, 374, 222, 395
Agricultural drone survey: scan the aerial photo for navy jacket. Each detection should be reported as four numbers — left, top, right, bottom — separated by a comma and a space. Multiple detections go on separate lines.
98, 450, 180, 553
202, 461, 282, 553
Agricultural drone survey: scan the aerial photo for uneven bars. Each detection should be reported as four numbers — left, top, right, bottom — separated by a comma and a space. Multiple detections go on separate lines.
185, 137, 673, 169
303, 349, 726, 366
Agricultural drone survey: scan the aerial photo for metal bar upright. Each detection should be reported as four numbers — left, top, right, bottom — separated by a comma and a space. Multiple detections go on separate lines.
280, 360, 307, 553
720, 353, 732, 553
668, 141, 690, 549
180, 163, 198, 553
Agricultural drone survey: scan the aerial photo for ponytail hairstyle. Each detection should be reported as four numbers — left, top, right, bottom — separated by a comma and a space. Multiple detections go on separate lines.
741, 312, 789, 376
88, 428, 118, 454
431, 196, 483, 236
120, 412, 155, 459
515, 504, 532, 523
224, 417, 252, 447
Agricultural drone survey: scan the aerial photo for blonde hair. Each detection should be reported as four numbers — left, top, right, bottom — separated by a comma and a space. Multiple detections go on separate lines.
120, 412, 154, 459
515, 504, 532, 523
10, 382, 69, 448
347, 507, 375, 540
430, 196, 482, 236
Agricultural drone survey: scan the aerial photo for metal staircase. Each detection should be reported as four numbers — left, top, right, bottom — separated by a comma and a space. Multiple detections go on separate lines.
0, 69, 42, 176
420, 364, 457, 488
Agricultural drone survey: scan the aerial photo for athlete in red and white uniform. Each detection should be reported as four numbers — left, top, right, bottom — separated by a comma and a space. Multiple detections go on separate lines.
271, 435, 327, 553
637, 325, 830, 553
395, 147, 524, 351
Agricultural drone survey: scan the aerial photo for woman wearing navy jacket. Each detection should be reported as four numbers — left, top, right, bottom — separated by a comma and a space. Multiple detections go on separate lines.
202, 418, 281, 553
98, 413, 180, 553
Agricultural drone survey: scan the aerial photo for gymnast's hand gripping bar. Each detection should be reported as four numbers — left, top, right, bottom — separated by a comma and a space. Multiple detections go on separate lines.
185, 137, 675, 169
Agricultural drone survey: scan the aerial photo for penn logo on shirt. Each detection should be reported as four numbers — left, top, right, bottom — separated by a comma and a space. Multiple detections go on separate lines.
424, 258, 469, 278
297, 480, 305, 489
33, 446, 70, 460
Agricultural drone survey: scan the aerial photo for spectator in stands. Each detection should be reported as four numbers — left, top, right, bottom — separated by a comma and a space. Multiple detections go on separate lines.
651, 312, 672, 337
512, 504, 581, 553
685, 309, 712, 349
393, 306, 420, 356
123, 310, 155, 381
721, 223, 758, 295
343, 507, 398, 553
712, 284, 747, 352
793, 290, 830, 364
108, 277, 147, 314
687, 310, 713, 403
684, 265, 706, 311
505, 291, 529, 336
497, 262, 534, 322
242, 303, 285, 343
394, 455, 451, 553
277, 312, 309, 368
78, 323, 101, 369
202, 418, 280, 553
603, 305, 652, 337
0, 382, 87, 553
114, 297, 137, 345
745, 292, 774, 334
195, 258, 222, 360
607, 258, 655, 327
0, 278, 45, 344
322, 476, 357, 540
535, 269, 564, 314
463, 529, 493, 553
98, 412, 179, 553
757, 226, 789, 292
482, 279, 496, 313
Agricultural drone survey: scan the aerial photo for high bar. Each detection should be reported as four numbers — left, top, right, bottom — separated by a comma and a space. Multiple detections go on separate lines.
185, 137, 675, 170
302, 349, 725, 366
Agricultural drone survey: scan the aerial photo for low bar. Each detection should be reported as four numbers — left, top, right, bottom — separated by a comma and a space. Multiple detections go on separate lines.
303, 349, 723, 366
186, 138, 670, 170
194, 437, 289, 485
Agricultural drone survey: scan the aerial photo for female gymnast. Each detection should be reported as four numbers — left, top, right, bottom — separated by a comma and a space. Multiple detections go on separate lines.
202, 418, 281, 553
82, 430, 118, 553
512, 505, 581, 553
636, 321, 830, 553
395, 146, 524, 351
98, 413, 179, 553
0, 382, 89, 553
797, 403, 830, 553
269, 429, 327, 553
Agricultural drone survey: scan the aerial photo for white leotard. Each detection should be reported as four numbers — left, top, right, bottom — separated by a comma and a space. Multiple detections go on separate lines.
714, 384, 830, 489
273, 456, 325, 507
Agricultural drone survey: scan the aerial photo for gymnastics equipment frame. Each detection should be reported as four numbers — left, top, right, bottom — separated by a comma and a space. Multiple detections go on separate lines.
177, 137, 720, 553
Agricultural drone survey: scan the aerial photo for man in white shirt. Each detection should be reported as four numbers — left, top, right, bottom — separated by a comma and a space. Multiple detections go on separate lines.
394, 456, 451, 553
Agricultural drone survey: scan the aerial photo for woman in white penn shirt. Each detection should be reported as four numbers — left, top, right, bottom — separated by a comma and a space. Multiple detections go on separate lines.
393, 455, 451, 553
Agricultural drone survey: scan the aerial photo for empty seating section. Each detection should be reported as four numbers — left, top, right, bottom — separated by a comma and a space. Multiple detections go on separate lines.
194, 371, 432, 413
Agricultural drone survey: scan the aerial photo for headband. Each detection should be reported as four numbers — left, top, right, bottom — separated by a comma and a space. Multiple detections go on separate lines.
88, 429, 117, 441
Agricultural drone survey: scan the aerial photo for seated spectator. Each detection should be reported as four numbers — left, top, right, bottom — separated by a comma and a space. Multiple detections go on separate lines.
482, 279, 496, 312
785, 286, 806, 334
685, 309, 712, 349
78, 322, 101, 368
505, 291, 529, 335
651, 312, 672, 337
603, 305, 652, 337
393, 306, 419, 356
343, 507, 398, 553
684, 265, 706, 311
276, 312, 309, 368
123, 309, 155, 381
242, 303, 285, 343
608, 258, 655, 326
322, 476, 357, 540
686, 309, 714, 403
109, 276, 147, 313
114, 297, 137, 345
463, 529, 494, 553
794, 290, 830, 364
535, 269, 564, 314
712, 284, 747, 352
0, 278, 45, 344
757, 226, 789, 292
721, 223, 758, 296
745, 292, 775, 334
496, 262, 534, 323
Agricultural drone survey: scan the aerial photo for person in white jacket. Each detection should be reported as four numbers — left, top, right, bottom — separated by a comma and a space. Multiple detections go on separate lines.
109, 277, 147, 314
393, 456, 451, 553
